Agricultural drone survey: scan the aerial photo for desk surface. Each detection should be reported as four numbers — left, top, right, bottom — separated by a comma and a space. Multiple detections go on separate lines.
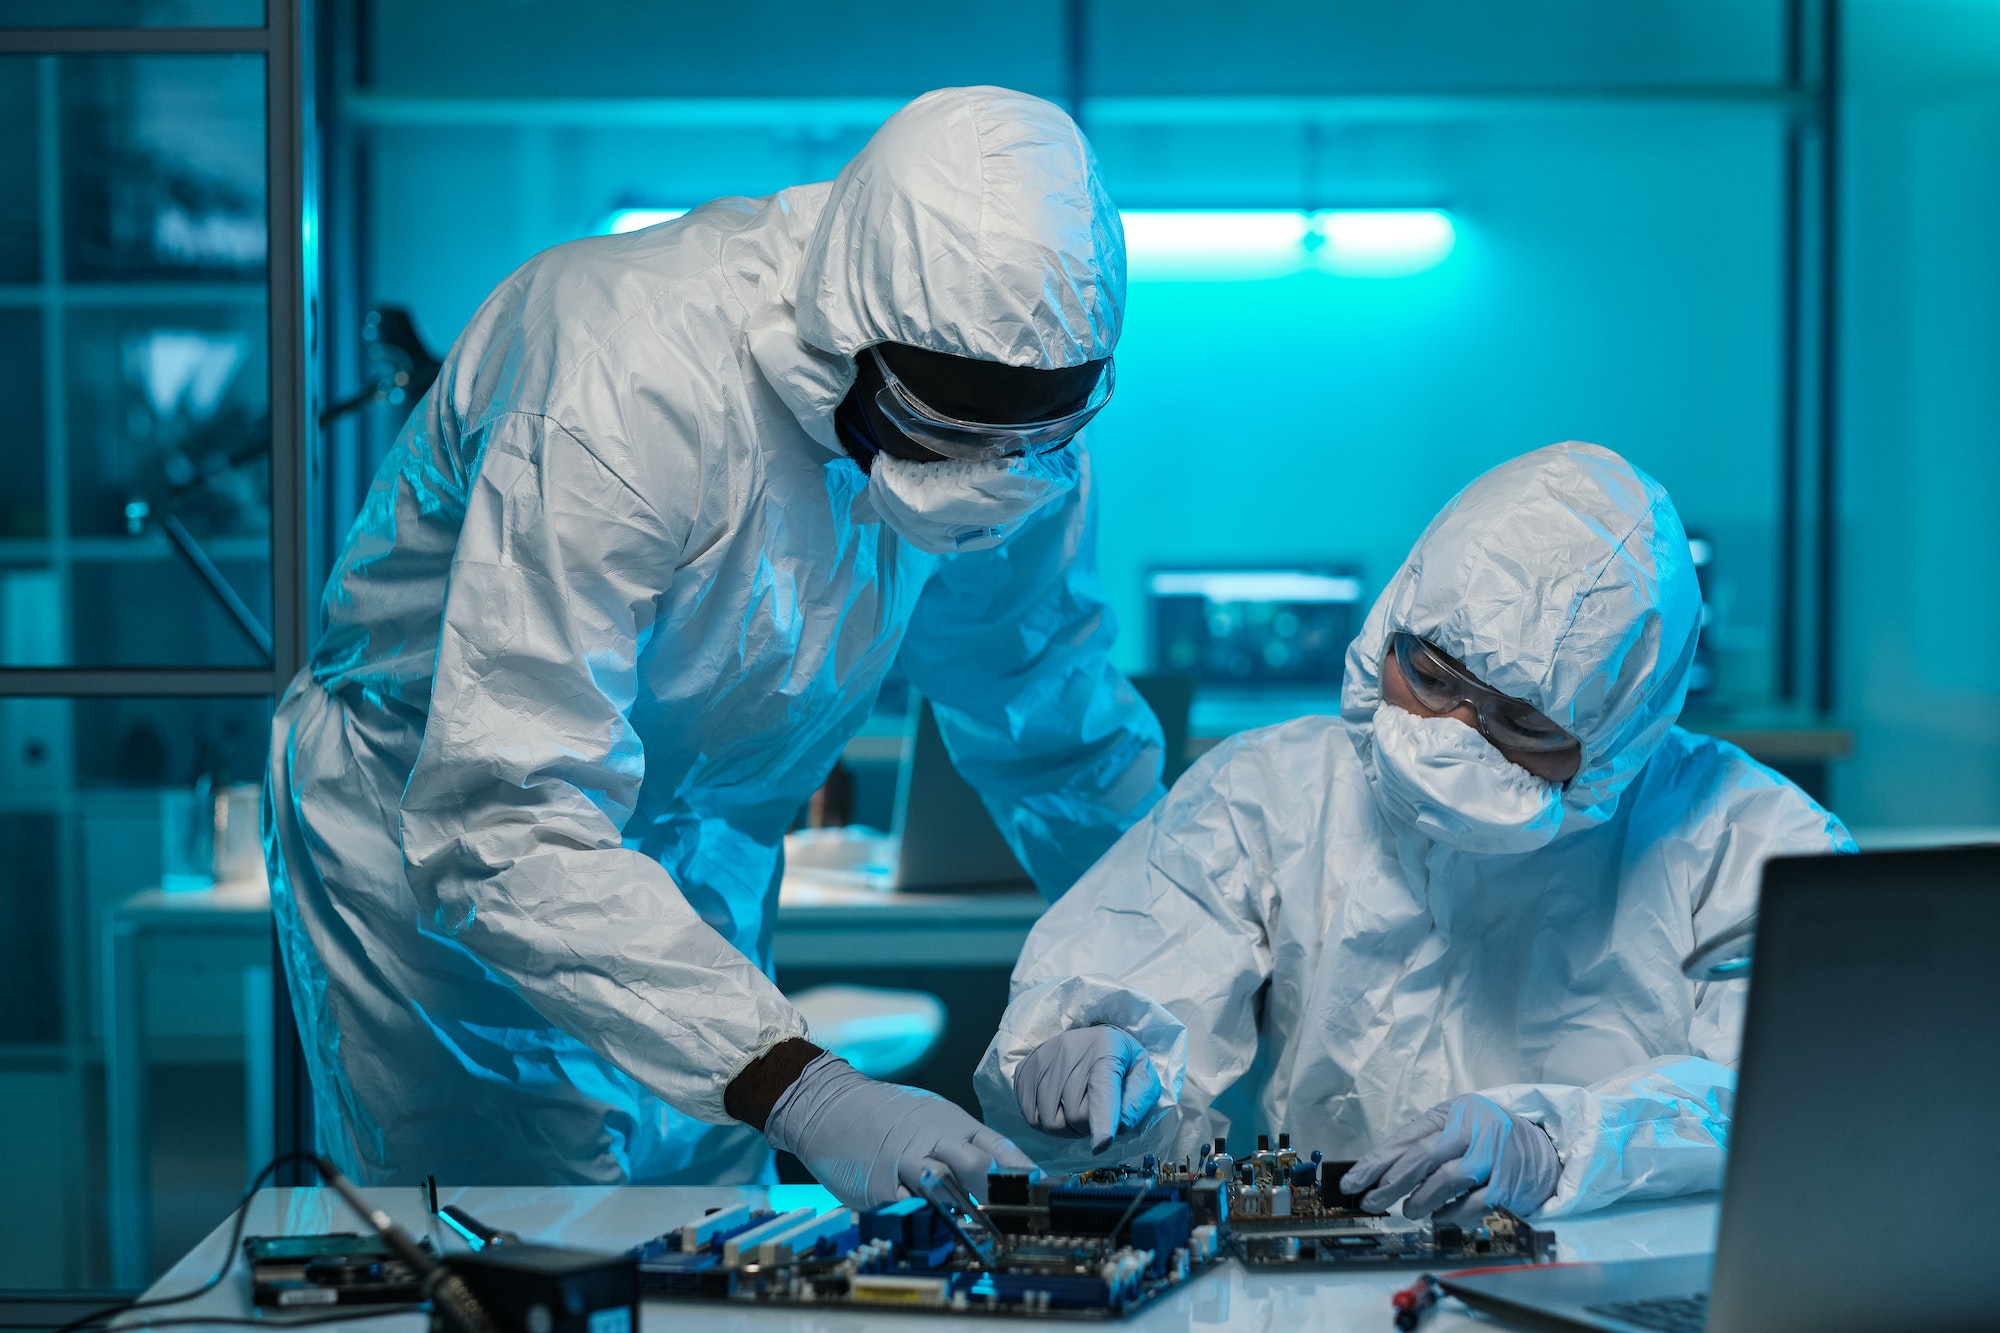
113, 877, 1048, 970
110, 878, 1045, 923
113, 879, 274, 927
133, 1184, 1718, 1332
774, 879, 1045, 966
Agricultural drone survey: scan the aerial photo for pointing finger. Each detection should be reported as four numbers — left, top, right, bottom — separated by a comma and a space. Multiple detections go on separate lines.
1087, 1055, 1120, 1152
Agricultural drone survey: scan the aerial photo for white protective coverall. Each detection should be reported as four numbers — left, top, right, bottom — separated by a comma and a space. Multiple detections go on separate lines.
976, 443, 1853, 1216
265, 87, 1164, 1185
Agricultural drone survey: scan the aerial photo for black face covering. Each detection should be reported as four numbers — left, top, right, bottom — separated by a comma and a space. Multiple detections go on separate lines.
834, 350, 936, 468
878, 343, 1107, 424
833, 344, 1110, 471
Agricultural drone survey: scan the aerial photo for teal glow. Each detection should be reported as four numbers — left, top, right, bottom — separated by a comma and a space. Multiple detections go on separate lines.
600, 206, 1453, 279
764, 1183, 840, 1214
438, 1211, 487, 1249
603, 207, 689, 233
1314, 210, 1456, 277
1120, 209, 1316, 281
1122, 209, 1455, 281
1147, 570, 1364, 603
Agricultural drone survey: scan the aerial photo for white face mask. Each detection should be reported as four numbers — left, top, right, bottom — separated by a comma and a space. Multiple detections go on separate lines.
1370, 703, 1565, 854
866, 446, 1080, 555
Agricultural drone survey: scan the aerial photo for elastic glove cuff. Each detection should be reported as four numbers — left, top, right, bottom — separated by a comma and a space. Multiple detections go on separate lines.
762, 1051, 860, 1156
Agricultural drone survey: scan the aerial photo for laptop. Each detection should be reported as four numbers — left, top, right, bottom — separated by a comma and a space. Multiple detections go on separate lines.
1443, 845, 2000, 1333
891, 674, 1193, 891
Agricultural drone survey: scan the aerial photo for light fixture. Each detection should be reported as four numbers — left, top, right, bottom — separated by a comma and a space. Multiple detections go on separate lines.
599, 205, 1455, 279
1121, 209, 1455, 281
1146, 570, 1364, 603
602, 207, 689, 234
1117, 210, 1312, 281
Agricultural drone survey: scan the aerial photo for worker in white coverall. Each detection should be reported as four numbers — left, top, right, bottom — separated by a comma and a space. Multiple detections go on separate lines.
263, 87, 1166, 1204
977, 442, 1853, 1222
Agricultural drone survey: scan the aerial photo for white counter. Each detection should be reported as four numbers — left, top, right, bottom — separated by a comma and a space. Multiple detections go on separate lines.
130, 1184, 1718, 1332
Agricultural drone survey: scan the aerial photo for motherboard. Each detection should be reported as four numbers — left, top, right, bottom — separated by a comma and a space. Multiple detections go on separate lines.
631, 1160, 1221, 1319
1216, 1133, 1556, 1269
244, 1234, 426, 1307
631, 1133, 1555, 1319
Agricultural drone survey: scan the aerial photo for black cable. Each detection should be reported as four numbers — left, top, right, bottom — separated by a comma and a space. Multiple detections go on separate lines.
90, 1308, 423, 1331
54, 1151, 325, 1333
312, 1165, 499, 1333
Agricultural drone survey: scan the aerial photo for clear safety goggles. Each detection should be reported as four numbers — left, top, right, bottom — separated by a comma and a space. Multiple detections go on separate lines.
868, 345, 1115, 462
1391, 632, 1581, 754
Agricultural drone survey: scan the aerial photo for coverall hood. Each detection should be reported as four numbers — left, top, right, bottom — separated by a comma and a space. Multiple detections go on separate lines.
1341, 442, 1704, 832
764, 87, 1125, 450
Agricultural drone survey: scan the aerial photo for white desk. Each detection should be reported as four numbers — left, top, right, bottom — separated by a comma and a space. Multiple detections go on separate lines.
775, 879, 1045, 968
130, 1185, 1719, 1331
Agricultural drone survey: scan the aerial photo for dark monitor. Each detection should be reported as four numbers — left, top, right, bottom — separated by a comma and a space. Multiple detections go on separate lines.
1146, 566, 1363, 689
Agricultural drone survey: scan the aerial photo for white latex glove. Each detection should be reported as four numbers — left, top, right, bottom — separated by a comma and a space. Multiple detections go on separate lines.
1339, 1093, 1561, 1220
1012, 1025, 1164, 1153
764, 1052, 1033, 1210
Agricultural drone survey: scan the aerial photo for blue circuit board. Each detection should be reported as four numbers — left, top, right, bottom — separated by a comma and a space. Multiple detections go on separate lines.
631, 1137, 1555, 1318
631, 1162, 1225, 1320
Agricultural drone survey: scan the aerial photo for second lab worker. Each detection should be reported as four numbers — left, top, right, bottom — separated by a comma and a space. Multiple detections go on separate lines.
977, 443, 1853, 1218
264, 87, 1164, 1193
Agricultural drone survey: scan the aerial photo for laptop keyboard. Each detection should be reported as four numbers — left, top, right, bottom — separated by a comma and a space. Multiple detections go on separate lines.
1587, 1294, 1709, 1332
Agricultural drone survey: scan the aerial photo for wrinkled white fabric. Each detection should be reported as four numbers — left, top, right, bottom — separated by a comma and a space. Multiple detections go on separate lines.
265, 86, 1162, 1187
867, 445, 1080, 554
1371, 704, 1564, 853
977, 442, 1854, 1216
796, 89, 1123, 368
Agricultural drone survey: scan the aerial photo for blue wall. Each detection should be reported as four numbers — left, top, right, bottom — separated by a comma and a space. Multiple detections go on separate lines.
340, 0, 2000, 831
1838, 0, 2000, 827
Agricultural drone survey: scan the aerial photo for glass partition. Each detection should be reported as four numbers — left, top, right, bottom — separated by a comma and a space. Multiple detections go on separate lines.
0, 61, 33, 282
0, 3, 304, 1293
0, 51, 272, 668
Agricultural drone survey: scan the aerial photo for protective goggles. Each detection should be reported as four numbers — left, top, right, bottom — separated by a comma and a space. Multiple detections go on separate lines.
1391, 632, 1580, 754
867, 345, 1114, 462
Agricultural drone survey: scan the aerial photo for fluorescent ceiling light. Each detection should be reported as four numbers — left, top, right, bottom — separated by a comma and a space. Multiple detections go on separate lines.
1147, 570, 1364, 603
1123, 209, 1454, 280
1119, 210, 1314, 281
603, 207, 688, 234
1314, 209, 1456, 277
600, 206, 1454, 279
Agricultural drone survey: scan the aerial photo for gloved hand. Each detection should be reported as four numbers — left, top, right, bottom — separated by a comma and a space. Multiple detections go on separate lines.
1339, 1093, 1561, 1221
1012, 1025, 1164, 1153
764, 1052, 1033, 1210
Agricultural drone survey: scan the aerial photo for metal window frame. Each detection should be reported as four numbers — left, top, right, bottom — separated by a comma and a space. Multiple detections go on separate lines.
0, 7, 313, 697
1774, 0, 1841, 713
0, 3, 318, 1287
